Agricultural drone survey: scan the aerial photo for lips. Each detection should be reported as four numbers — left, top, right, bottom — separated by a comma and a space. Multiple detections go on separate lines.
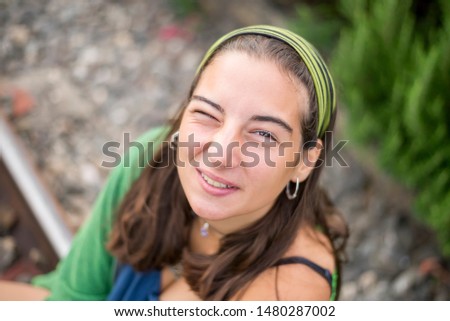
197, 169, 238, 190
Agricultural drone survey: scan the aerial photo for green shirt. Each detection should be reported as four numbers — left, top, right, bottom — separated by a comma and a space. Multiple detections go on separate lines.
32, 126, 168, 300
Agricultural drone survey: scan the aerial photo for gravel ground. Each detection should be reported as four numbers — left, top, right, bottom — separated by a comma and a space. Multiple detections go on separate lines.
0, 0, 449, 300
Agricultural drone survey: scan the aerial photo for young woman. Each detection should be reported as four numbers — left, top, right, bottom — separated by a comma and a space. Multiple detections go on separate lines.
10, 25, 348, 301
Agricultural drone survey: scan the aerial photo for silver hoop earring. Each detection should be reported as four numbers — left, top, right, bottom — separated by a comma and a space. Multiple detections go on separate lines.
170, 131, 179, 150
285, 177, 300, 200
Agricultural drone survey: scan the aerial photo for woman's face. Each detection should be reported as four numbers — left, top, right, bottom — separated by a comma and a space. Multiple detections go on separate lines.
177, 51, 311, 233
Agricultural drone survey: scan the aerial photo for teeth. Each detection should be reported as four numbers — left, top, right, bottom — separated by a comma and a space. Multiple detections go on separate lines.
201, 173, 233, 189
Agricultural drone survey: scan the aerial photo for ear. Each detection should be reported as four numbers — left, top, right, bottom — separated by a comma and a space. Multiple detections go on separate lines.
291, 138, 323, 183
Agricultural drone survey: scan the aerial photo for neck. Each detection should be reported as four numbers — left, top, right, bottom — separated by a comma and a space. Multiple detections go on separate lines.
199, 218, 225, 239
189, 218, 222, 255
203, 210, 266, 236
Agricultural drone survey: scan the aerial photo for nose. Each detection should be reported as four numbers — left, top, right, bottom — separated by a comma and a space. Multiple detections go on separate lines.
203, 126, 242, 169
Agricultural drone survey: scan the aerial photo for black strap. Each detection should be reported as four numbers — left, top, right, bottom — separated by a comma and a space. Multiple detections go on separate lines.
273, 256, 333, 287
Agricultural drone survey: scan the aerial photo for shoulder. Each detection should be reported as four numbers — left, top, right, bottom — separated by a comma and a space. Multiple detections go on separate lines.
275, 226, 335, 300
123, 126, 170, 166
237, 226, 335, 301
113, 126, 170, 186
284, 225, 336, 275
136, 126, 170, 146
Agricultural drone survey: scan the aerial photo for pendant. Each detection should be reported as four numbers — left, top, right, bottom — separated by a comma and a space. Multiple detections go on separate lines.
200, 222, 209, 237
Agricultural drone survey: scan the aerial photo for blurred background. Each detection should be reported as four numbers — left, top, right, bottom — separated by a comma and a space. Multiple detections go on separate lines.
0, 0, 448, 300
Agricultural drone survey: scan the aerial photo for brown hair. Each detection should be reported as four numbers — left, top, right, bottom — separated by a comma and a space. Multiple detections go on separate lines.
107, 35, 348, 300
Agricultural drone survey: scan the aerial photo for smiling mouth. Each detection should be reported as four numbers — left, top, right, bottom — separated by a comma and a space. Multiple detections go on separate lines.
200, 172, 237, 189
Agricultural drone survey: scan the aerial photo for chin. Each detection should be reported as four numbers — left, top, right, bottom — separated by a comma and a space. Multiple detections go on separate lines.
188, 199, 232, 222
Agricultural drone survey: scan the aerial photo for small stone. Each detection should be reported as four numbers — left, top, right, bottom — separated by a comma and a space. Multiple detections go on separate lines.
398, 255, 411, 270
392, 267, 420, 297
365, 280, 391, 300
91, 87, 109, 106
0, 236, 18, 272
109, 107, 129, 126
320, 150, 368, 202
0, 204, 18, 235
180, 49, 201, 72
72, 64, 88, 81
358, 270, 377, 290
340, 281, 358, 300
78, 47, 100, 67
25, 42, 39, 65
9, 25, 30, 46
114, 31, 133, 48
434, 283, 450, 301
12, 88, 35, 117
48, 88, 63, 104
29, 247, 46, 267
47, 68, 63, 84
80, 162, 101, 186
94, 68, 113, 85
69, 33, 85, 49
123, 51, 141, 70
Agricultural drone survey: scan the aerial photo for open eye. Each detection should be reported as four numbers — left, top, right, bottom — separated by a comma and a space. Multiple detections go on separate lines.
254, 130, 278, 143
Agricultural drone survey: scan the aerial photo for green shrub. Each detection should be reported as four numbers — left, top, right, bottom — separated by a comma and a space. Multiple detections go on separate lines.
289, 1, 343, 57
332, 0, 450, 255
169, 0, 200, 18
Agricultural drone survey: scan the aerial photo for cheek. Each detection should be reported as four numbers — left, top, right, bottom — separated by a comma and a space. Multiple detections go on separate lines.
246, 164, 291, 198
249, 146, 298, 176
266, 142, 301, 169
178, 122, 210, 161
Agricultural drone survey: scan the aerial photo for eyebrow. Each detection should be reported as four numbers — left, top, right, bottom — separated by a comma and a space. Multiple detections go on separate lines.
191, 95, 224, 113
191, 95, 293, 134
250, 115, 293, 134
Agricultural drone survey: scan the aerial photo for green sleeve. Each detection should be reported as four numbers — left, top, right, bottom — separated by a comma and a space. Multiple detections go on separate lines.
32, 126, 169, 300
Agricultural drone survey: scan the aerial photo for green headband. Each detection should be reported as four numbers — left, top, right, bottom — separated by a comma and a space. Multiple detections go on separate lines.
196, 25, 336, 138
